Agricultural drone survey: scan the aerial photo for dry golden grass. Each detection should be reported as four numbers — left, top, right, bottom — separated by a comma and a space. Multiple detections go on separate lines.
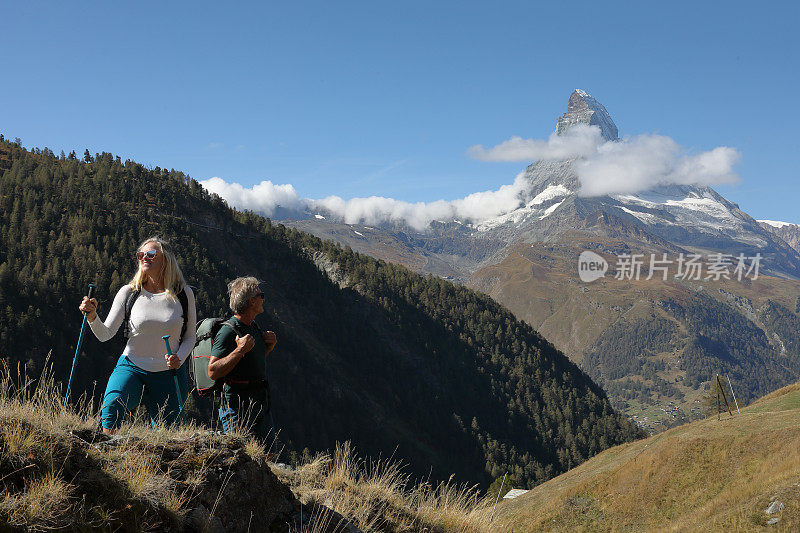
292, 503, 341, 533
244, 435, 267, 462
0, 359, 97, 435
107, 444, 171, 504
277, 441, 493, 533
1, 419, 41, 455
491, 380, 800, 532
0, 360, 494, 532
1, 472, 75, 529
411, 477, 491, 532
0, 361, 199, 529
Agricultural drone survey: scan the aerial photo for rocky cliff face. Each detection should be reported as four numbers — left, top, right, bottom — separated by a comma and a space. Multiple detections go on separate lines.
760, 220, 800, 255
556, 89, 619, 141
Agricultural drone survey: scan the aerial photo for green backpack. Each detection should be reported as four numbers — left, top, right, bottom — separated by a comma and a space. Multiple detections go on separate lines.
191, 318, 243, 397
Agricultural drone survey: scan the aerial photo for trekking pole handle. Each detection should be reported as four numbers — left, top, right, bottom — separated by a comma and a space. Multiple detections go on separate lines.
162, 335, 176, 375
86, 284, 96, 302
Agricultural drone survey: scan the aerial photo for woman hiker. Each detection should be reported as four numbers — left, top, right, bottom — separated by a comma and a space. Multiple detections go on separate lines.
78, 236, 197, 434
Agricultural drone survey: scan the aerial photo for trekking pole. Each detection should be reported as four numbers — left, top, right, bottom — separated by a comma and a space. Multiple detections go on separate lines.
163, 335, 185, 422
64, 283, 95, 409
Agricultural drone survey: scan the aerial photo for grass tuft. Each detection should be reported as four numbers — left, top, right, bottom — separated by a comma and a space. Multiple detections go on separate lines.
277, 441, 492, 532
1, 472, 74, 528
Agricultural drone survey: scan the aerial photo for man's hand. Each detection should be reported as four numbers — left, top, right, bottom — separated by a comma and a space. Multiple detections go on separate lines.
235, 334, 256, 354
165, 354, 181, 370
262, 330, 278, 353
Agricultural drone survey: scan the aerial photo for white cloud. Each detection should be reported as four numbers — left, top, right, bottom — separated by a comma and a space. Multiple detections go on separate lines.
200, 127, 741, 231
575, 136, 740, 196
311, 172, 529, 231
469, 125, 740, 196
200, 177, 305, 214
200, 173, 530, 232
467, 124, 602, 162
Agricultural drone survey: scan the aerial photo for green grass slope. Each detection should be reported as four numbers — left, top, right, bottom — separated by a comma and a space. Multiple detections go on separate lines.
491, 381, 800, 531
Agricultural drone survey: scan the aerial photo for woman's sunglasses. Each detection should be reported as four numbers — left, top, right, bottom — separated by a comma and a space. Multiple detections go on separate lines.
136, 250, 159, 261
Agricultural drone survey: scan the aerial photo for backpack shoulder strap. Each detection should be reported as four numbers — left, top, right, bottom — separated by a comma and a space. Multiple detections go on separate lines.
178, 287, 189, 343
222, 318, 245, 338
123, 288, 141, 339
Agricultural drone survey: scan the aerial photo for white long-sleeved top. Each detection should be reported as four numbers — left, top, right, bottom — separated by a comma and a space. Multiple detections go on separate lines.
89, 285, 197, 372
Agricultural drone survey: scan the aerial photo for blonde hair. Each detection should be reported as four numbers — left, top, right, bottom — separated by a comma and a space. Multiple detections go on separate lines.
129, 236, 187, 300
228, 276, 262, 314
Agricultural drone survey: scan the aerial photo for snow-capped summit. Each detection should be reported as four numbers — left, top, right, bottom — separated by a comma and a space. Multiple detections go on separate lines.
556, 89, 619, 141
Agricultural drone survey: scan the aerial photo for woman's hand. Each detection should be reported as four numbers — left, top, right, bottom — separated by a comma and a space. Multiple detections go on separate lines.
79, 297, 98, 323
165, 353, 181, 370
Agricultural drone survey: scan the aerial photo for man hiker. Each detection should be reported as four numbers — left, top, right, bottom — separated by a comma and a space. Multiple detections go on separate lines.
208, 277, 278, 443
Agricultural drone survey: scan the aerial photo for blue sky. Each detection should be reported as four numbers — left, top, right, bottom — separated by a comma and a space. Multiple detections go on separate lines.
4, 1, 799, 222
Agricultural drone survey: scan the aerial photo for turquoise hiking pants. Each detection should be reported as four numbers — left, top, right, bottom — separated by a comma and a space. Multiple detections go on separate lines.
101, 355, 188, 429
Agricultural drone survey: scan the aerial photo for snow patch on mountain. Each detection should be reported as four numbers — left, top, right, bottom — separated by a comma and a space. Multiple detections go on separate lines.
474, 206, 534, 232
530, 184, 571, 205
613, 187, 768, 247
615, 205, 666, 225
539, 200, 565, 220
759, 220, 798, 229
474, 184, 571, 231
615, 191, 736, 224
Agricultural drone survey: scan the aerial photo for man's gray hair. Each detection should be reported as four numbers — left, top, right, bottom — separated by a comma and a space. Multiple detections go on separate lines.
228, 276, 262, 314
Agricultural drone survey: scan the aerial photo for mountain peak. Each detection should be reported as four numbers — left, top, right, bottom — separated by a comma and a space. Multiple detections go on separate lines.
556, 89, 619, 141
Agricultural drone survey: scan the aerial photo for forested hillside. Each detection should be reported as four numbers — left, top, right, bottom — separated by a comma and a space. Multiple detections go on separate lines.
664, 294, 800, 396
0, 136, 642, 489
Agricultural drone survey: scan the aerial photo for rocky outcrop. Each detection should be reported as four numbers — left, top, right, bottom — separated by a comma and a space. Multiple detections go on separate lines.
556, 89, 619, 141
312, 250, 351, 289
57, 429, 359, 533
